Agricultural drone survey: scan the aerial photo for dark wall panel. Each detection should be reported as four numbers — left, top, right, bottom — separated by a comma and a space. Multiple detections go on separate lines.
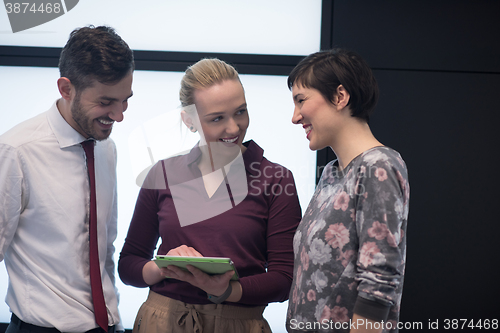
371, 69, 500, 322
332, 1, 500, 73
327, 0, 500, 328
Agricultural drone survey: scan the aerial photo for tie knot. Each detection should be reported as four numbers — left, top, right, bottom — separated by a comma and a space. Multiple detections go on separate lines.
81, 140, 95, 159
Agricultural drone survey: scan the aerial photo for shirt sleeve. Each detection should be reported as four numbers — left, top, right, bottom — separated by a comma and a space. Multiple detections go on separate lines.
0, 144, 25, 261
353, 156, 409, 321
238, 168, 302, 304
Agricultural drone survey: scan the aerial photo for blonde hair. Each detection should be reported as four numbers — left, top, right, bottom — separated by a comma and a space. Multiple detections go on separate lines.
180, 58, 240, 107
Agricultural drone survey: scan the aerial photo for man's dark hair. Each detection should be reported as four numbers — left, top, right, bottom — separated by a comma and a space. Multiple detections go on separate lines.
59, 25, 134, 92
288, 48, 379, 122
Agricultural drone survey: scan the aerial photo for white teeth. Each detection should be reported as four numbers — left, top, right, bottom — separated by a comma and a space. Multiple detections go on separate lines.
98, 119, 113, 125
305, 126, 312, 135
221, 136, 238, 143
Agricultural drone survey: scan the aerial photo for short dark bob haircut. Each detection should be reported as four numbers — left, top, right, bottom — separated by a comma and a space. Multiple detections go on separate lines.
59, 25, 135, 93
288, 48, 379, 122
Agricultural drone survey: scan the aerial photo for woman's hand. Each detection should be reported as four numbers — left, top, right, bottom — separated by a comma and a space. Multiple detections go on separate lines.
142, 260, 164, 286
166, 245, 203, 257
160, 264, 236, 297
142, 245, 202, 285
159, 245, 242, 302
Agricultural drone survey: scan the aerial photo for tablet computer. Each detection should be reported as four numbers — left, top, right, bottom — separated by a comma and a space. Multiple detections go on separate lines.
154, 255, 239, 280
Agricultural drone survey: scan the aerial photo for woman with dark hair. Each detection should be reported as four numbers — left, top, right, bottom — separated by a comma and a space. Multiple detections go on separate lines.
286, 49, 410, 333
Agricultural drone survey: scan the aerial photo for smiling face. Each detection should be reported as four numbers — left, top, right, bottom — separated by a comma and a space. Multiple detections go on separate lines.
69, 72, 133, 140
291, 83, 340, 151
190, 79, 249, 156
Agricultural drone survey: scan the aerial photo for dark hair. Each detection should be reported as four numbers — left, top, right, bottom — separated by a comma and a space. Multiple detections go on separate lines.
58, 25, 134, 92
287, 48, 378, 122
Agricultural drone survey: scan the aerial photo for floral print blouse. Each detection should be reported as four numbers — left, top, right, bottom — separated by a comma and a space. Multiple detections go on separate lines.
287, 147, 410, 332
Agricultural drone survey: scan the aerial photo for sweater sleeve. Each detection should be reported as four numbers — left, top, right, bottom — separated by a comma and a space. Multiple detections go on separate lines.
238, 168, 302, 304
353, 154, 409, 321
118, 182, 162, 288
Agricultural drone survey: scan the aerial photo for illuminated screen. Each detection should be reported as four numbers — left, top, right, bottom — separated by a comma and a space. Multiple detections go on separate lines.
0, 0, 321, 55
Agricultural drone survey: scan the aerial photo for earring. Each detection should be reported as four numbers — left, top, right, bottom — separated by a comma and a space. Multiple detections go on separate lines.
190, 126, 197, 133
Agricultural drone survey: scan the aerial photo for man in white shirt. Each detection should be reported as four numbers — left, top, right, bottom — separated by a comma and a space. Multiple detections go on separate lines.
0, 26, 134, 333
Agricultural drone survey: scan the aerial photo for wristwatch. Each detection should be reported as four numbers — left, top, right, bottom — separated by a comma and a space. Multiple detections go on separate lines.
207, 283, 232, 304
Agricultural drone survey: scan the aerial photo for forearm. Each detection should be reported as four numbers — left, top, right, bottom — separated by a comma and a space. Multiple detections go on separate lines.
350, 314, 383, 333
225, 280, 242, 302
119, 185, 162, 287
238, 270, 292, 304
142, 260, 165, 285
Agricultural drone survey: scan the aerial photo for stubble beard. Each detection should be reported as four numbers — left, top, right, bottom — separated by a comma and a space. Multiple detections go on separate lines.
71, 94, 111, 141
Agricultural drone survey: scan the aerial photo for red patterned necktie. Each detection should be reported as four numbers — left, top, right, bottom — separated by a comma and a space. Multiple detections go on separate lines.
82, 140, 108, 332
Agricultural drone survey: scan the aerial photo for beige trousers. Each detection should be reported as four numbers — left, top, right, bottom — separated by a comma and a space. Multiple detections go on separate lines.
133, 290, 273, 333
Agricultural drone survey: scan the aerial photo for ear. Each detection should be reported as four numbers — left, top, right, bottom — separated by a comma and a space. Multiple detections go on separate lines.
333, 85, 350, 111
180, 110, 195, 130
57, 77, 74, 101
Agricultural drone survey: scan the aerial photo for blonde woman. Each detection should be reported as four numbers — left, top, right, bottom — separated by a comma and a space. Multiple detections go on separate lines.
119, 59, 302, 333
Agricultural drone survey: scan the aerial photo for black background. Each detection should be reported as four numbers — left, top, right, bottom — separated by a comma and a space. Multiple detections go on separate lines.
324, 1, 500, 330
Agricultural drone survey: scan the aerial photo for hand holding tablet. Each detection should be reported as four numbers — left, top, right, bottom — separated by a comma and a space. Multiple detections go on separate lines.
154, 255, 239, 281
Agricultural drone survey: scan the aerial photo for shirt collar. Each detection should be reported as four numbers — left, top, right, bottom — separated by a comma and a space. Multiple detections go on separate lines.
242, 140, 263, 176
47, 100, 87, 148
185, 140, 263, 176
186, 143, 202, 165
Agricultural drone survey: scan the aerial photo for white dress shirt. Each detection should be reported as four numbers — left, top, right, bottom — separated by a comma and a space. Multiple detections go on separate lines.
0, 101, 122, 332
